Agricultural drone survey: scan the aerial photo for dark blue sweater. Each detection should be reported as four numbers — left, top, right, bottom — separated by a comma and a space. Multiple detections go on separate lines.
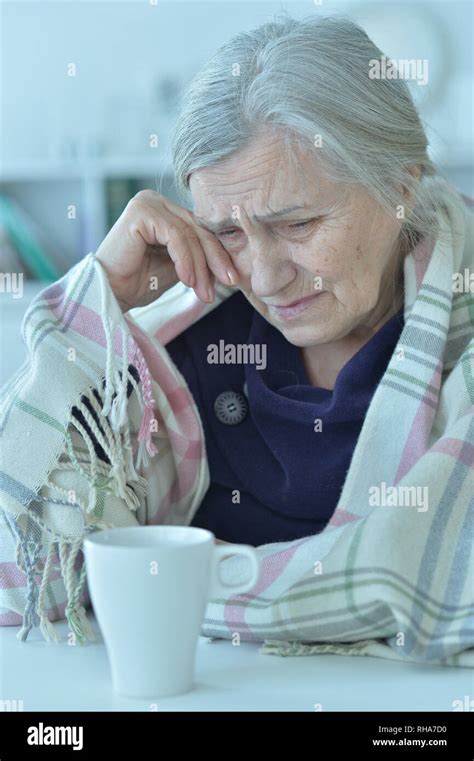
166, 291, 404, 546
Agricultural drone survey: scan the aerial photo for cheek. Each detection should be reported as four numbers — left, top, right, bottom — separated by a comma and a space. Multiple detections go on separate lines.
295, 227, 351, 281
332, 258, 382, 313
223, 244, 252, 278
310, 234, 381, 308
231, 259, 253, 294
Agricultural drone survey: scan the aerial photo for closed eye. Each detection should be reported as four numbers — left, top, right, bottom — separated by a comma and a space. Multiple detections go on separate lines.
287, 219, 317, 229
219, 228, 240, 237
217, 218, 320, 238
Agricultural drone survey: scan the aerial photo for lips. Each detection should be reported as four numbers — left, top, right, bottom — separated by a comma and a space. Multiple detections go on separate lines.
272, 293, 319, 309
267, 291, 325, 321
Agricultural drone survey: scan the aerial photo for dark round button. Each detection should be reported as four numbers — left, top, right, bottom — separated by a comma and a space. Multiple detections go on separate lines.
214, 390, 248, 425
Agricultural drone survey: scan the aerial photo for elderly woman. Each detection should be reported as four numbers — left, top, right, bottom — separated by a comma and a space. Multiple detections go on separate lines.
1, 15, 472, 666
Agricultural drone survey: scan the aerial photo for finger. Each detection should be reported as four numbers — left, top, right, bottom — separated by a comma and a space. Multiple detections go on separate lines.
146, 196, 234, 300
163, 222, 197, 290
165, 223, 213, 302
183, 227, 215, 302
191, 224, 240, 288
161, 199, 239, 287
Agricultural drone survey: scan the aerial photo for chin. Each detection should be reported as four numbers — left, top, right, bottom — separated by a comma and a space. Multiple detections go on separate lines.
270, 320, 337, 347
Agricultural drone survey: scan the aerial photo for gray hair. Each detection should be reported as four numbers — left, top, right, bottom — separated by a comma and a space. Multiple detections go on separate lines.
171, 13, 465, 254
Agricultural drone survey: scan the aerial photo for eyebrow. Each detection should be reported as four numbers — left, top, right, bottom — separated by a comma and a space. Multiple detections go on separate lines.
194, 205, 311, 233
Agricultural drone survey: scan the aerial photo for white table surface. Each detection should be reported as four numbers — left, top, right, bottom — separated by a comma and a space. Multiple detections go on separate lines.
1, 613, 472, 712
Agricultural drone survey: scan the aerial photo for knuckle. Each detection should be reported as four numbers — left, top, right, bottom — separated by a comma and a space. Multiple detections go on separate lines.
128, 189, 159, 209
166, 221, 185, 239
185, 227, 200, 246
136, 189, 158, 203
180, 207, 195, 223
192, 225, 212, 244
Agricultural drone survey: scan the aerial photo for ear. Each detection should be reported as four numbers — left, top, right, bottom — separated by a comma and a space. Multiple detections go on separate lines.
401, 164, 421, 200
399, 164, 422, 223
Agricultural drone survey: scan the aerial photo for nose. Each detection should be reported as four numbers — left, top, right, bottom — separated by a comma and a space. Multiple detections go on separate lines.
248, 236, 296, 299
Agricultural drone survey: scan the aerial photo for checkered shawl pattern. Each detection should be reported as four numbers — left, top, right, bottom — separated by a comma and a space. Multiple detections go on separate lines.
1, 195, 473, 667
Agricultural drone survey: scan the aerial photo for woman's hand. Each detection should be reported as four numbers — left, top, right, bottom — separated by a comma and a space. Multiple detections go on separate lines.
95, 189, 239, 311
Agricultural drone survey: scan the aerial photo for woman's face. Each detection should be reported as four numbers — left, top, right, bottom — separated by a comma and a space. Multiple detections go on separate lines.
190, 131, 404, 347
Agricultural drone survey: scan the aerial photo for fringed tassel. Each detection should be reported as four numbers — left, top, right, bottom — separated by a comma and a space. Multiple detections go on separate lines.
128, 335, 159, 470
109, 326, 130, 431
99, 269, 158, 471
37, 541, 62, 643
88, 483, 97, 514
70, 388, 145, 517
99, 266, 131, 431
72, 604, 96, 642
9, 263, 159, 644
39, 613, 62, 644
136, 407, 159, 471
109, 390, 128, 431
100, 310, 116, 419
59, 537, 96, 644
123, 425, 140, 483
17, 608, 40, 642
2, 512, 43, 642
70, 404, 127, 510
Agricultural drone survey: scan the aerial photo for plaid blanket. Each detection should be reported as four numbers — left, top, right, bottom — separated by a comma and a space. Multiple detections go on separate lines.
1, 193, 473, 667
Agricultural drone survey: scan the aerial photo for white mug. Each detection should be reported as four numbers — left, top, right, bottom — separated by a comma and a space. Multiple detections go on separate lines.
83, 525, 260, 698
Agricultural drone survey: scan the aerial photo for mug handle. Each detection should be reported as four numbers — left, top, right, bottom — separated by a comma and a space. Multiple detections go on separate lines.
209, 544, 260, 597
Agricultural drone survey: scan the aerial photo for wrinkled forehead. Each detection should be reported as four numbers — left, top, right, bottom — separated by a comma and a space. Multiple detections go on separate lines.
189, 134, 327, 221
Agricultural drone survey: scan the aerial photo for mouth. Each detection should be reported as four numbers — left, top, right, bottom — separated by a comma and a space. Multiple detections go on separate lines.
267, 291, 326, 320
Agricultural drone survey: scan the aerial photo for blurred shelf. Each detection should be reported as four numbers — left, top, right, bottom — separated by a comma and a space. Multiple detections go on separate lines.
0, 156, 174, 182
0, 162, 181, 279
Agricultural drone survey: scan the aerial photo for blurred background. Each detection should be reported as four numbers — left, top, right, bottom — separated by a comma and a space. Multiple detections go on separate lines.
0, 0, 473, 383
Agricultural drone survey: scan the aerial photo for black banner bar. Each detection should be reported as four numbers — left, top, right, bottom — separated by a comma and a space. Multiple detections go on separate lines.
0, 711, 472, 759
